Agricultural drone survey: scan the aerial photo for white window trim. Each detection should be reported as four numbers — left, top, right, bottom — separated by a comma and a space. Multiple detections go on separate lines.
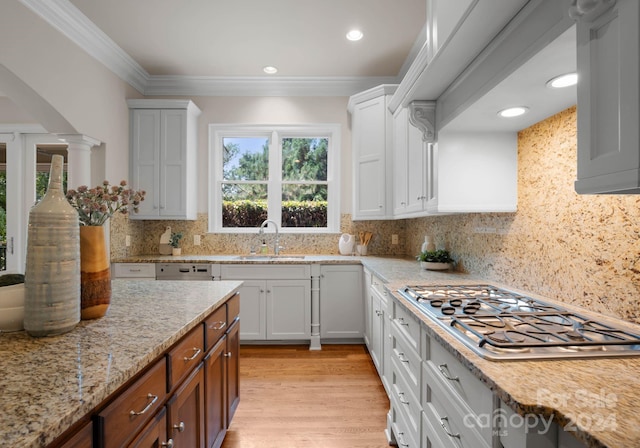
208, 124, 340, 234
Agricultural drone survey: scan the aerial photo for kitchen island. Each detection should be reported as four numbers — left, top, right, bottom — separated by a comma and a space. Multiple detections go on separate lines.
0, 279, 242, 448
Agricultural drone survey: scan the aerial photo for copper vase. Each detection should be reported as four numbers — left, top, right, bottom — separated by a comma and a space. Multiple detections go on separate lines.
79, 225, 111, 319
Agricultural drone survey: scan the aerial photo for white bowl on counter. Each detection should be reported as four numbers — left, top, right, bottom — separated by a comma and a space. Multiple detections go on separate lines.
0, 283, 25, 332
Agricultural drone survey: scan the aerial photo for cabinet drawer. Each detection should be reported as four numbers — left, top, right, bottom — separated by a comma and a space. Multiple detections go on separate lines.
220, 264, 310, 279
112, 263, 156, 279
390, 322, 420, 398
391, 299, 420, 354
204, 305, 227, 350
389, 404, 419, 448
167, 325, 205, 391
390, 357, 421, 443
96, 358, 167, 448
370, 274, 388, 305
423, 361, 492, 447
427, 340, 493, 419
227, 293, 240, 323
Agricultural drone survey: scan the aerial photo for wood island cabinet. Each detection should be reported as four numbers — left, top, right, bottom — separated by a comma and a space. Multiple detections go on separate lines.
53, 293, 240, 448
204, 294, 240, 448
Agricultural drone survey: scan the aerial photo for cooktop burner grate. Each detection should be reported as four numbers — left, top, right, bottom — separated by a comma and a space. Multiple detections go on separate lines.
399, 284, 640, 360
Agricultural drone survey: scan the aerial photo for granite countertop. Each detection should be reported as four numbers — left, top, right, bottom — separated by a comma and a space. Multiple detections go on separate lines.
0, 279, 242, 448
113, 254, 365, 264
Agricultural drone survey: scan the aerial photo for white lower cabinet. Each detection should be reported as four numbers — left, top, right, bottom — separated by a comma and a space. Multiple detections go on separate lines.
319, 264, 364, 340
364, 269, 391, 392
220, 265, 311, 341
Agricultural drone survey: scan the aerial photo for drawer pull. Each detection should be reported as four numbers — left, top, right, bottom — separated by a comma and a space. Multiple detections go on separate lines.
398, 392, 409, 405
224, 352, 232, 358
161, 439, 174, 448
397, 352, 410, 363
438, 364, 459, 382
397, 317, 409, 326
183, 347, 202, 362
129, 393, 158, 416
129, 269, 142, 272
210, 321, 226, 330
397, 431, 410, 447
173, 421, 185, 433
375, 310, 383, 316
440, 416, 460, 438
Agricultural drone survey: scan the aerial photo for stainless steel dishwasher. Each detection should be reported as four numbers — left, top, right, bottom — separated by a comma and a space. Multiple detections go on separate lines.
155, 263, 213, 280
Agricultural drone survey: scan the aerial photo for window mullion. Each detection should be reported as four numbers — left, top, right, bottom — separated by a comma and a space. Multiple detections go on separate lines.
268, 131, 282, 226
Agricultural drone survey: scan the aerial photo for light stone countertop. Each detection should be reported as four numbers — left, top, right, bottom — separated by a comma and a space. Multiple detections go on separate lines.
117, 254, 640, 447
0, 279, 242, 448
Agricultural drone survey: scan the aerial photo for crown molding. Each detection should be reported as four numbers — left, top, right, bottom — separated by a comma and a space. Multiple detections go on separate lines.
18, 0, 149, 93
18, 0, 401, 97
144, 75, 400, 97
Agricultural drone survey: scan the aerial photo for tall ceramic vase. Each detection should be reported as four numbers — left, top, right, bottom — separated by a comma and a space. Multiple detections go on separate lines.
24, 155, 80, 337
80, 225, 111, 319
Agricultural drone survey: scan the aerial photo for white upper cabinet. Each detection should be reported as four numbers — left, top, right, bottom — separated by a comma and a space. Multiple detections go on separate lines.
127, 99, 201, 220
348, 85, 397, 220
428, 130, 517, 214
392, 107, 429, 217
574, 0, 640, 194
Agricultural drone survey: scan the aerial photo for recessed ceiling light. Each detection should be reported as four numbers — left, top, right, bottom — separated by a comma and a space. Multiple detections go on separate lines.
263, 66, 278, 74
346, 29, 363, 41
498, 106, 529, 118
546, 73, 578, 88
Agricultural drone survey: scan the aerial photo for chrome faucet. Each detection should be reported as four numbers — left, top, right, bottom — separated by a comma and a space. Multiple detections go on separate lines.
259, 219, 281, 255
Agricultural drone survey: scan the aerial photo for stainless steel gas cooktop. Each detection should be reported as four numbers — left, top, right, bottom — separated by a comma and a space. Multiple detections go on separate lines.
399, 284, 640, 361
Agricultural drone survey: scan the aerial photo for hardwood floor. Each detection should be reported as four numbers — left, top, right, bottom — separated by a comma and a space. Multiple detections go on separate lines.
221, 344, 391, 448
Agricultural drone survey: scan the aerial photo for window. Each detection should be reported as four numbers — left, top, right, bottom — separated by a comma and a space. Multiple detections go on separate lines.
209, 125, 340, 233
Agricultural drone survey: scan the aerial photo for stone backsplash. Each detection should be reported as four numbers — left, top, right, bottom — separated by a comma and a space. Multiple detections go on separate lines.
406, 107, 640, 324
110, 212, 407, 259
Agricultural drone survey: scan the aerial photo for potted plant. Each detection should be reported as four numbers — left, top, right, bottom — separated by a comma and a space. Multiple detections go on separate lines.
169, 232, 183, 256
417, 249, 454, 271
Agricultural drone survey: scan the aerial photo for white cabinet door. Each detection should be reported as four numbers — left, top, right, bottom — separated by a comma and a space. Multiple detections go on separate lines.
266, 279, 311, 340
319, 265, 364, 339
128, 100, 200, 220
370, 288, 383, 373
131, 109, 161, 218
160, 109, 189, 217
574, 0, 640, 194
238, 280, 267, 340
349, 85, 397, 220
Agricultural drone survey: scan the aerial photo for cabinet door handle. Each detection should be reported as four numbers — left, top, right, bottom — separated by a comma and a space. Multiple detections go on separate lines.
224, 352, 232, 358
161, 439, 174, 448
398, 392, 409, 405
396, 431, 409, 447
375, 310, 383, 316
210, 321, 226, 330
173, 421, 185, 433
440, 416, 460, 438
438, 363, 459, 382
183, 347, 202, 362
129, 393, 158, 416
397, 352, 410, 363
397, 317, 409, 326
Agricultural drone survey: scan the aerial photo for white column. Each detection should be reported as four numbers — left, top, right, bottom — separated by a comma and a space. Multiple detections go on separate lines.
57, 134, 101, 189
309, 263, 322, 350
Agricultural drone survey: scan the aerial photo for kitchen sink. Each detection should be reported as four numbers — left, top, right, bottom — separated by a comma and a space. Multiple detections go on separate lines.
233, 255, 306, 261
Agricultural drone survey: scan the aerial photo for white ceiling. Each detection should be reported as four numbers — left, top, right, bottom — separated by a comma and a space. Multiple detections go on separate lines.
68, 0, 426, 78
